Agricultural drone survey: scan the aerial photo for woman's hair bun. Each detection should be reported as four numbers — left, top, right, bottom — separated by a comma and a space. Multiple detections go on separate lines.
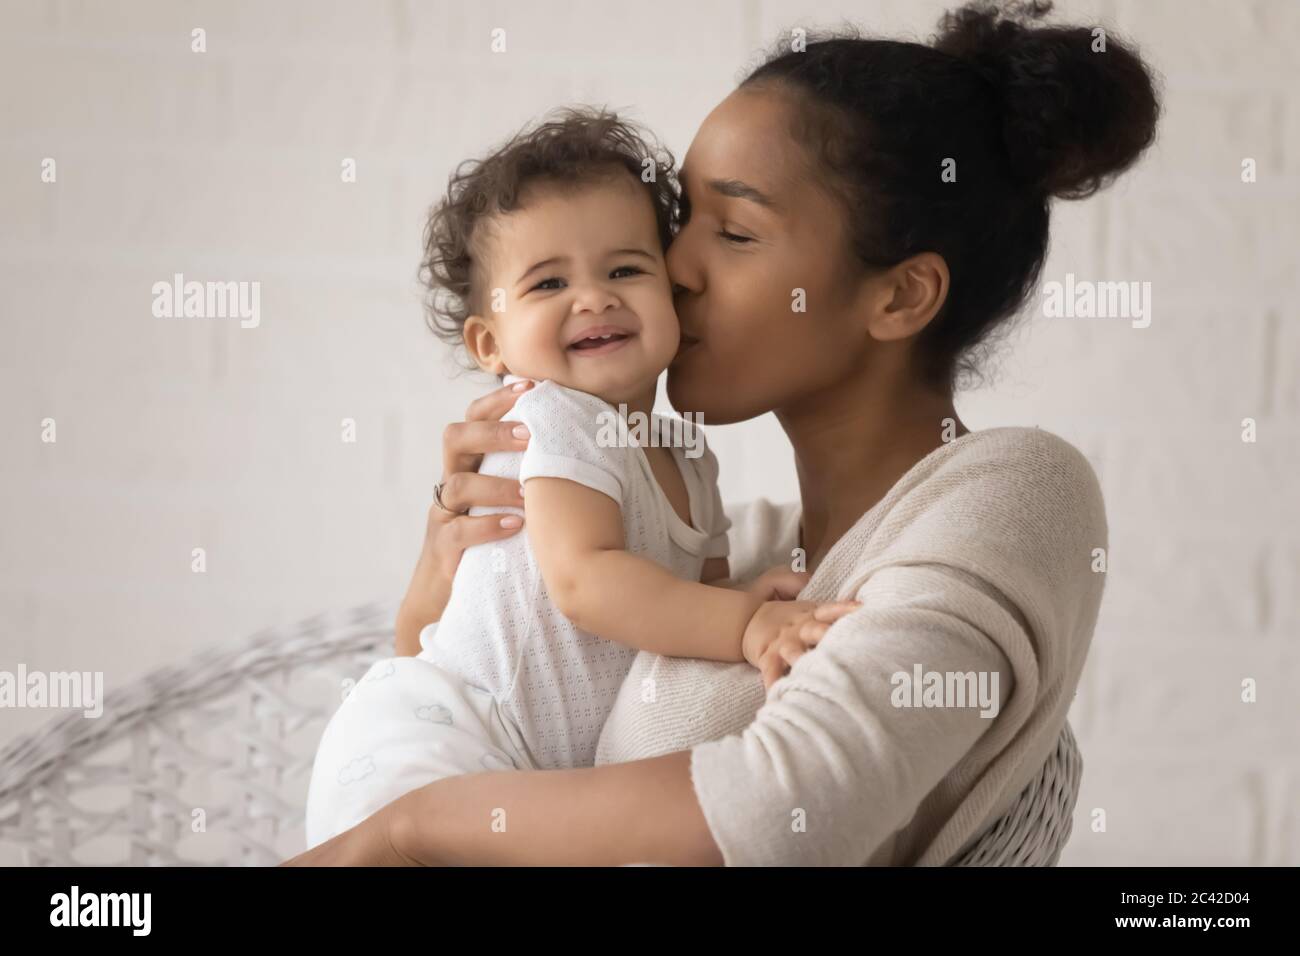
934, 0, 1160, 199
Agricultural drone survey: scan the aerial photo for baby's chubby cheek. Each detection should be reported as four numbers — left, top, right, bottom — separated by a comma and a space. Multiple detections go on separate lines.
495, 320, 567, 379
643, 303, 683, 356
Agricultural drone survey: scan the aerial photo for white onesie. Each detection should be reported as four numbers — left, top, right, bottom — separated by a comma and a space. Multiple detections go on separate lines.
304, 374, 730, 847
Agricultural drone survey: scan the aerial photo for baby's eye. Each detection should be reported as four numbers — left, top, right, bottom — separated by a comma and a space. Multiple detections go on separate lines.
611, 265, 646, 279
717, 229, 754, 245
531, 277, 565, 292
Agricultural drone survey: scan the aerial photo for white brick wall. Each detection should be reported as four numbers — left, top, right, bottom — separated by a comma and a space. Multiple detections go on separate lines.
0, 0, 1295, 865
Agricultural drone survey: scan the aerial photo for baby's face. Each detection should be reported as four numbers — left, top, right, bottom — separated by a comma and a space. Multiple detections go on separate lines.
465, 173, 680, 405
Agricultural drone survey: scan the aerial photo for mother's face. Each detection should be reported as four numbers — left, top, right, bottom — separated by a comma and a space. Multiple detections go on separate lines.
665, 86, 869, 424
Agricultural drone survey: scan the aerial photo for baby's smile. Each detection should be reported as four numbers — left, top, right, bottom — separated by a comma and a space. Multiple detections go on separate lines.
566, 323, 637, 356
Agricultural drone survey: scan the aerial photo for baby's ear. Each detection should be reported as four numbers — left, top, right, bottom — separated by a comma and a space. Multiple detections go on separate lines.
463, 314, 506, 375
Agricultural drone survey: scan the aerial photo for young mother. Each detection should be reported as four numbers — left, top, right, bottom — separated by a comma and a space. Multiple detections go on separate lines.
286, 0, 1158, 866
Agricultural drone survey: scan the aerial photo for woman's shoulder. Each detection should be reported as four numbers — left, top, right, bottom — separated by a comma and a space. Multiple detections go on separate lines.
930, 424, 1098, 488
930, 426, 1104, 520
879, 425, 1108, 590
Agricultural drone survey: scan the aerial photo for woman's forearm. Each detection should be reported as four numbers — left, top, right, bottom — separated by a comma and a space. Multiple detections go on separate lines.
391, 750, 724, 866
395, 542, 453, 656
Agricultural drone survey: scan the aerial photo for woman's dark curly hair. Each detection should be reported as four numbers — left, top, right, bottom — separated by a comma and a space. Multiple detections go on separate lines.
419, 106, 679, 365
741, 0, 1161, 388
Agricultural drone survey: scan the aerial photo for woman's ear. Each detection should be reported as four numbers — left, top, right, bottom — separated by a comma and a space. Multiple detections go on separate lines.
463, 314, 507, 375
865, 252, 950, 343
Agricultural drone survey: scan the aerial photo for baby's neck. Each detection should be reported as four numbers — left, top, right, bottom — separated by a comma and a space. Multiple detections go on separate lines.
561, 378, 658, 420
506, 372, 658, 418
609, 381, 658, 421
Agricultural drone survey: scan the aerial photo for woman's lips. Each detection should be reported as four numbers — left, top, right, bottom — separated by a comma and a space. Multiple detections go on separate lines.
674, 336, 700, 358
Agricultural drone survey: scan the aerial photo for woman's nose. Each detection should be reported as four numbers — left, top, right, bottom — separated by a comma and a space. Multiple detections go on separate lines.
665, 244, 699, 297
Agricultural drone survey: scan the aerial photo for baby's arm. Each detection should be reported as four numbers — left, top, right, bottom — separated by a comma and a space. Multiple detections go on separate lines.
524, 477, 759, 662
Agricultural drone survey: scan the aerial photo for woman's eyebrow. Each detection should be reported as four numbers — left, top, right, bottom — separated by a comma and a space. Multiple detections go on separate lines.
710, 178, 779, 210
681, 166, 780, 211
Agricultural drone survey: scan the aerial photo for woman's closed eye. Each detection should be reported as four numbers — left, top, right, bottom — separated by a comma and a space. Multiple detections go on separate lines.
676, 191, 756, 246
717, 228, 755, 245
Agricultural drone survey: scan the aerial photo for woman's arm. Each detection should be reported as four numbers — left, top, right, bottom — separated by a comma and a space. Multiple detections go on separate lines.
394, 380, 537, 656
281, 565, 1014, 868
280, 751, 720, 866
396, 752, 720, 866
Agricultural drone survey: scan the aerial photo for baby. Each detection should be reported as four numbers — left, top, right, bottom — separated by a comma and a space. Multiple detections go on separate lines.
304, 107, 850, 847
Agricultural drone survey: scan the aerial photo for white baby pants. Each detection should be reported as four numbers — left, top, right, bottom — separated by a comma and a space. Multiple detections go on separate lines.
304, 654, 534, 849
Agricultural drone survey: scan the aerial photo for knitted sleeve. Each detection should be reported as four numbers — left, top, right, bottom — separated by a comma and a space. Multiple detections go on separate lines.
689, 565, 1017, 865
687, 429, 1107, 865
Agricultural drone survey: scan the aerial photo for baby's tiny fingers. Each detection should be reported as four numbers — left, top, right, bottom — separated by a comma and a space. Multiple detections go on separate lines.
812, 601, 861, 622
758, 649, 788, 689
798, 620, 830, 644
776, 638, 808, 668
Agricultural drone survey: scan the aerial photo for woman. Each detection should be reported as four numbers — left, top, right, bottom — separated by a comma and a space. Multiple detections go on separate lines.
284, 0, 1158, 866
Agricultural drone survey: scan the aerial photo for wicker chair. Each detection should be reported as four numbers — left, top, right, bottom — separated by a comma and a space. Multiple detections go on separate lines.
0, 604, 1082, 866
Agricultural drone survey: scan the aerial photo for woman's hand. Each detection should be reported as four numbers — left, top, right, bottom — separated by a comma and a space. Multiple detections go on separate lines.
395, 378, 536, 656
741, 599, 862, 689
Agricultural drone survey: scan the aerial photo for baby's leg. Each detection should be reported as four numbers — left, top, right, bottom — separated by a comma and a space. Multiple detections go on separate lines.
304, 655, 528, 849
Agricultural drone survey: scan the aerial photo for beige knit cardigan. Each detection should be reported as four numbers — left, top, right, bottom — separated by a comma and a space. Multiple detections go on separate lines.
595, 426, 1107, 866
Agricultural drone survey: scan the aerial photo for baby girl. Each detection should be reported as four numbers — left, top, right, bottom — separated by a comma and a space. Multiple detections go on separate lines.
304, 107, 857, 848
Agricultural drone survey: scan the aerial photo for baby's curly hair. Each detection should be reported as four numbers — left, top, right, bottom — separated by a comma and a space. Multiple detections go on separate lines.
419, 106, 680, 367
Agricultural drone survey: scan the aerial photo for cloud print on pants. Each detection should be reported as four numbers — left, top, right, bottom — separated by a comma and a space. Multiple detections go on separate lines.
337, 755, 375, 785
415, 702, 454, 725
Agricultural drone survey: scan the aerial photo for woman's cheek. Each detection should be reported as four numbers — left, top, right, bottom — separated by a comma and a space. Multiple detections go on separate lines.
721, 282, 794, 358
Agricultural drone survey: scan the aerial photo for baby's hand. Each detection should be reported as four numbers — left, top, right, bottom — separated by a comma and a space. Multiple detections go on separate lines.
741, 599, 862, 690
743, 565, 811, 602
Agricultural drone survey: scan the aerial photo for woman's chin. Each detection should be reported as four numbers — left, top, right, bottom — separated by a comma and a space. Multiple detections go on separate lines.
667, 361, 752, 425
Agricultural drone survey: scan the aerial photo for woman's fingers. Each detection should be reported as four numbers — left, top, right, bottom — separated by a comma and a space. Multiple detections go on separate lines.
464, 377, 534, 424
441, 418, 532, 481
441, 379, 534, 478
430, 472, 526, 522
435, 512, 526, 556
